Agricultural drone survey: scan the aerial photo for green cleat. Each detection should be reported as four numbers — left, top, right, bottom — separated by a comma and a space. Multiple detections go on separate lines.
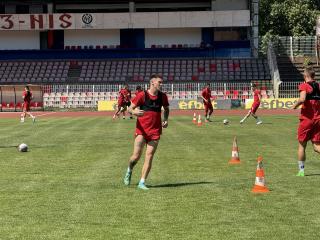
137, 182, 149, 190
123, 171, 132, 185
296, 171, 305, 177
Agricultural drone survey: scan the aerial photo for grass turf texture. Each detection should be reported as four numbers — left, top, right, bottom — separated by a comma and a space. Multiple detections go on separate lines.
0, 115, 319, 239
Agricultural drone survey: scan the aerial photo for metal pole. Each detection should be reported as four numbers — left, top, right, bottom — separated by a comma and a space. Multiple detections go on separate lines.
290, 36, 294, 61
315, 35, 319, 66
171, 84, 174, 96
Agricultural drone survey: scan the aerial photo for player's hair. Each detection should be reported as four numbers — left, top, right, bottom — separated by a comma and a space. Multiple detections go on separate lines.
252, 83, 259, 89
150, 74, 162, 80
136, 85, 142, 90
304, 67, 315, 79
25, 86, 30, 91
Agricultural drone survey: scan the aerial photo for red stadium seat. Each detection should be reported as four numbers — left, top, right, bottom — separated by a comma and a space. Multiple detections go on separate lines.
16, 102, 22, 108
191, 75, 198, 81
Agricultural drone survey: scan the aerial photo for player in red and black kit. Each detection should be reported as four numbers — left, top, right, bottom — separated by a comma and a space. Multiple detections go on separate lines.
240, 83, 263, 124
293, 67, 320, 177
112, 84, 131, 120
135, 85, 143, 96
21, 86, 35, 123
123, 74, 170, 190
201, 83, 213, 122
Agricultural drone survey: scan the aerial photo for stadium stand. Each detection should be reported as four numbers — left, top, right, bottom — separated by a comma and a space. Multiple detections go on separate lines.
0, 58, 271, 84
0, 0, 272, 109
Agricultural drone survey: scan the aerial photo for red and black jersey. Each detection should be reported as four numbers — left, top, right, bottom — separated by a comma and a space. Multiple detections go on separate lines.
132, 90, 169, 137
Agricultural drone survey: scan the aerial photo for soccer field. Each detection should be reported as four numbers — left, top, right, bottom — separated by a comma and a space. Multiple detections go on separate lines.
0, 114, 319, 239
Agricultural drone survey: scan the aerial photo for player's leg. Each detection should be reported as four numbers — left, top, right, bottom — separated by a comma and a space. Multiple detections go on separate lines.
312, 142, 320, 154
252, 113, 262, 125
121, 106, 127, 119
204, 103, 209, 122
124, 135, 145, 185
248, 103, 262, 124
240, 110, 251, 124
138, 139, 159, 190
297, 141, 307, 176
26, 111, 35, 122
311, 120, 320, 154
21, 108, 26, 122
127, 102, 133, 119
206, 104, 213, 122
297, 119, 313, 176
113, 105, 122, 120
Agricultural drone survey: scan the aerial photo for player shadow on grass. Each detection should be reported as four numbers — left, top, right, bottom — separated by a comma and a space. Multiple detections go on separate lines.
0, 144, 57, 149
0, 145, 19, 148
150, 181, 214, 188
305, 173, 320, 176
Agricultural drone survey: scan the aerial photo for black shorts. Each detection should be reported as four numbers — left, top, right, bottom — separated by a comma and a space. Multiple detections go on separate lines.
125, 101, 131, 107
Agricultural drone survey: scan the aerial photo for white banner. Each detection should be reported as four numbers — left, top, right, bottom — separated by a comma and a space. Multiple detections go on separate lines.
0, 11, 250, 31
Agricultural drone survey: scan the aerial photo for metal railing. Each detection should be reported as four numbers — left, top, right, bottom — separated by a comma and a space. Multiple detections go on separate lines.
42, 82, 260, 108
272, 36, 317, 60
278, 82, 300, 98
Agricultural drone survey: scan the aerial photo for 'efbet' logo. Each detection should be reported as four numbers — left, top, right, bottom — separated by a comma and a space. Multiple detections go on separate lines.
82, 14, 93, 27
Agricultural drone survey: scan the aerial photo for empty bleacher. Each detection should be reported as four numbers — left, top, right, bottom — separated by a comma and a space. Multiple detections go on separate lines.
277, 57, 320, 82
0, 58, 271, 84
0, 61, 69, 84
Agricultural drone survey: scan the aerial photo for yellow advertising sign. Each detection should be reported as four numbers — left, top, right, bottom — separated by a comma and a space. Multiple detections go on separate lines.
245, 98, 298, 109
178, 100, 218, 110
98, 100, 117, 111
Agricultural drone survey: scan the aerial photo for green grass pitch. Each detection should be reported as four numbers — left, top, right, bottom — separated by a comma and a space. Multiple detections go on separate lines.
0, 115, 320, 239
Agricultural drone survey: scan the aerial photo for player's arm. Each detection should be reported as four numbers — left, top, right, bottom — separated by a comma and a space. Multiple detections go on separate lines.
162, 106, 169, 128
293, 90, 306, 109
128, 102, 144, 116
200, 92, 208, 102
258, 92, 262, 100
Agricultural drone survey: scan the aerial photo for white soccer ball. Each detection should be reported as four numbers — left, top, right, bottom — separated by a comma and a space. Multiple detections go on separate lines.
18, 143, 28, 152
223, 119, 229, 125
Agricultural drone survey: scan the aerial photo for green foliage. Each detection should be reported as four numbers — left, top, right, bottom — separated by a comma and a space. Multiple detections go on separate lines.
260, 32, 279, 55
260, 0, 320, 36
303, 57, 312, 66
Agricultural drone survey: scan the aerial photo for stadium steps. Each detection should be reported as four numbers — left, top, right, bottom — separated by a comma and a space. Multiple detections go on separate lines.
67, 65, 81, 83
277, 57, 320, 82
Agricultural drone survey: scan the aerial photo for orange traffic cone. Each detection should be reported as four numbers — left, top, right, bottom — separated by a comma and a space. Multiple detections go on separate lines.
192, 112, 197, 124
252, 156, 269, 193
229, 136, 240, 164
197, 114, 202, 126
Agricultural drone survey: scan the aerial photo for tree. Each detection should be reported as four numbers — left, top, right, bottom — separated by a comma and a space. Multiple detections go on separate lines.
259, 0, 320, 36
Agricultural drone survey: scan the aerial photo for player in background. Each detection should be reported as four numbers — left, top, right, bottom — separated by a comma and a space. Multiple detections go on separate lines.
292, 67, 320, 177
112, 84, 131, 120
21, 86, 35, 123
201, 83, 213, 122
240, 83, 263, 124
124, 86, 133, 119
123, 74, 169, 190
135, 85, 143, 96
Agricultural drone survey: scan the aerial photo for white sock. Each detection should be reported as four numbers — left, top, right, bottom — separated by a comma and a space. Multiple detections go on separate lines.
127, 167, 132, 173
139, 178, 145, 184
298, 161, 305, 171
21, 117, 24, 122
